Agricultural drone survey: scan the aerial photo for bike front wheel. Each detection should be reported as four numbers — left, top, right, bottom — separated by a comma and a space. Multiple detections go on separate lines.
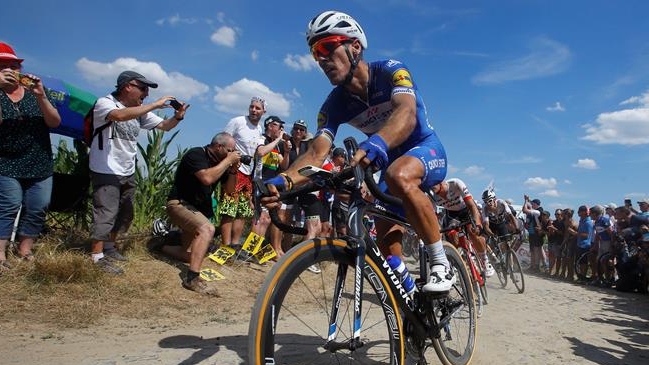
508, 250, 525, 293
248, 238, 406, 364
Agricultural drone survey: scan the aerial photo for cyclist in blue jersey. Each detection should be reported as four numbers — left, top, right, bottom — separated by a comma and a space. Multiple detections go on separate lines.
263, 10, 453, 292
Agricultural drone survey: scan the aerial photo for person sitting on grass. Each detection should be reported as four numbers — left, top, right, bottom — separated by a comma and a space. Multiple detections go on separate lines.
159, 132, 241, 295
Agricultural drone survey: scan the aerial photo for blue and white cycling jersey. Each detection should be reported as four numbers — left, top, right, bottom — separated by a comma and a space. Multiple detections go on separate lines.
314, 59, 447, 190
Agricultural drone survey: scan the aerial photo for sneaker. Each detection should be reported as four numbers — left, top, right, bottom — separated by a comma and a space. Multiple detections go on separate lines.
182, 276, 220, 296
307, 264, 321, 274
104, 250, 128, 262
95, 258, 124, 275
484, 262, 496, 278
422, 265, 455, 293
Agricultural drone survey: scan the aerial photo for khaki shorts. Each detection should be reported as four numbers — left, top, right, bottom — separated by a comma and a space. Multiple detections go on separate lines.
166, 199, 211, 249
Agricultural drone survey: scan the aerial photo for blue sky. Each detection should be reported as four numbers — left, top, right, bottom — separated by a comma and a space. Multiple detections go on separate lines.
3, 0, 649, 212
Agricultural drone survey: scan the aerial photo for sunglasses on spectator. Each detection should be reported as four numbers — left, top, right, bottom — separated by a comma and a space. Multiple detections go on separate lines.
293, 127, 306, 133
311, 35, 352, 60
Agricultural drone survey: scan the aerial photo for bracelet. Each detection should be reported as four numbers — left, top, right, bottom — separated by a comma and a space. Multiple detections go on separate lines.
280, 173, 293, 191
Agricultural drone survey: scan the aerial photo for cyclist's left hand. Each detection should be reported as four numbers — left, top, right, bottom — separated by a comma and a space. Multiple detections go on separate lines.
357, 134, 389, 170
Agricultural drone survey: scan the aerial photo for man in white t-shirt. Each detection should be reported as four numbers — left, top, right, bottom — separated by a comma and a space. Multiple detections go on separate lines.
220, 96, 266, 249
89, 70, 189, 273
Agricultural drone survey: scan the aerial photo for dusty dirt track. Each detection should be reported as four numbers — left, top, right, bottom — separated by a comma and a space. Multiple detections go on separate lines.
2, 271, 648, 365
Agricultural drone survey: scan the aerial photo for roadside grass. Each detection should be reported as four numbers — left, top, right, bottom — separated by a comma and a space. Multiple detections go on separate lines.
0, 232, 268, 331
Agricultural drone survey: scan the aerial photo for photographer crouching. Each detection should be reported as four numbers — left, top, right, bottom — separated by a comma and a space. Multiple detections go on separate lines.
159, 132, 242, 295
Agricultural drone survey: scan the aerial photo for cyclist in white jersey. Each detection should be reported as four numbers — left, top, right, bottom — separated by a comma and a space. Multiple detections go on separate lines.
432, 178, 495, 277
481, 189, 518, 238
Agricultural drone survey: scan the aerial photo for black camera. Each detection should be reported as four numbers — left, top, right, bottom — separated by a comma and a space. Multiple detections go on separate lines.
240, 155, 253, 165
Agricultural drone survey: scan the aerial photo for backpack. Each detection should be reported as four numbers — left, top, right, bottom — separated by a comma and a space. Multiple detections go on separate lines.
83, 101, 112, 150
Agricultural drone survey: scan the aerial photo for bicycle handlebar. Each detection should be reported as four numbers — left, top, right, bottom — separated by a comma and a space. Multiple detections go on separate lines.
253, 137, 407, 236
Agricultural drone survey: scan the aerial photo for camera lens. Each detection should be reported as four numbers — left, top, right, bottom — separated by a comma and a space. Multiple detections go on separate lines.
240, 155, 253, 165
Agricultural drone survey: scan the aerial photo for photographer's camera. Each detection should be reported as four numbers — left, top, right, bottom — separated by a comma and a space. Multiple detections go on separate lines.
240, 155, 253, 165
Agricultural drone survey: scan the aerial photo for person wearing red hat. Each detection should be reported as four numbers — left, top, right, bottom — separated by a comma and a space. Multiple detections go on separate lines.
0, 42, 61, 268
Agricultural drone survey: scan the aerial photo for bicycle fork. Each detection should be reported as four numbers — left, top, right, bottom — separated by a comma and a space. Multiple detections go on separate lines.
324, 237, 366, 353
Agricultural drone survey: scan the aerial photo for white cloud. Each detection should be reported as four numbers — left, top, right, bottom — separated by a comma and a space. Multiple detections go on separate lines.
524, 177, 557, 190
284, 54, 318, 71
620, 90, 649, 106
210, 26, 237, 47
251, 50, 259, 61
472, 36, 571, 84
447, 164, 460, 175
582, 89, 649, 145
582, 109, 649, 145
546, 101, 565, 112
464, 165, 484, 176
572, 158, 598, 170
541, 189, 560, 197
213, 78, 291, 117
216, 12, 226, 23
75, 57, 209, 101
156, 14, 198, 26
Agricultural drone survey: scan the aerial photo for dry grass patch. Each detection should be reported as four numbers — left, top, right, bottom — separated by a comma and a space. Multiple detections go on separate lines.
0, 233, 269, 332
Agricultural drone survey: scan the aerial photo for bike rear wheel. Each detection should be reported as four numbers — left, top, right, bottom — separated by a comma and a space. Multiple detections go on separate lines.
431, 243, 477, 365
248, 238, 406, 364
507, 250, 525, 293
575, 250, 595, 281
597, 252, 617, 287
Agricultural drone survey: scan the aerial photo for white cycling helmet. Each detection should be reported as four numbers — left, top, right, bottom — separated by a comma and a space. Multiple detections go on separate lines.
482, 189, 496, 202
306, 10, 368, 49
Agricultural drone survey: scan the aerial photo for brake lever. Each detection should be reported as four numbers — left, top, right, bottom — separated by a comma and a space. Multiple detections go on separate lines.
252, 179, 268, 225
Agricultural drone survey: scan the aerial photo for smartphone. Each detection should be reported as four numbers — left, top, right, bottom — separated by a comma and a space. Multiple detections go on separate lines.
298, 165, 333, 180
169, 99, 183, 110
18, 73, 37, 88
625, 198, 632, 207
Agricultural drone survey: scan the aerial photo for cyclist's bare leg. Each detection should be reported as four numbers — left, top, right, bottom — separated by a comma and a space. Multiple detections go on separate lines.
374, 219, 404, 258
383, 156, 449, 268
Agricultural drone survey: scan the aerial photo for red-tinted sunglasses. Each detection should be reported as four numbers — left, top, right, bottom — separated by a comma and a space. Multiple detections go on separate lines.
311, 35, 351, 60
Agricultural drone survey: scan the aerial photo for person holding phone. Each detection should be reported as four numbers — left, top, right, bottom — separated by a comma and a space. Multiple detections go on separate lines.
88, 70, 189, 274
251, 115, 291, 258
0, 42, 61, 268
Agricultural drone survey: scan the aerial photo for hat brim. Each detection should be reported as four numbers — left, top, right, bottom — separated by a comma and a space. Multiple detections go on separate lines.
0, 55, 23, 63
133, 77, 158, 88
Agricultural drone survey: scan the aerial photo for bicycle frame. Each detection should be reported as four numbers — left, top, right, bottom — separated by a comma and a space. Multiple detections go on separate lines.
261, 141, 464, 351
251, 137, 476, 364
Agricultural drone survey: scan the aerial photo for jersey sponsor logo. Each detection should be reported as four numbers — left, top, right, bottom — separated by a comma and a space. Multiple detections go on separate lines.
386, 59, 401, 67
317, 111, 327, 129
427, 158, 446, 169
429, 148, 437, 157
392, 69, 414, 88
392, 87, 415, 97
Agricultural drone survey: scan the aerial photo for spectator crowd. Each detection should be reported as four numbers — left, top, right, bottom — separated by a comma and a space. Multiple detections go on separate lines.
1, 39, 647, 296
